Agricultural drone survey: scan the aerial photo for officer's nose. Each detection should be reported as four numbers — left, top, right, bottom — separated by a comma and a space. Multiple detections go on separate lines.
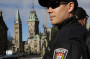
48, 7, 53, 14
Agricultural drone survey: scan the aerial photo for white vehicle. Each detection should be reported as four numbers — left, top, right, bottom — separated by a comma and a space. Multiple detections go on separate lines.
6, 50, 13, 55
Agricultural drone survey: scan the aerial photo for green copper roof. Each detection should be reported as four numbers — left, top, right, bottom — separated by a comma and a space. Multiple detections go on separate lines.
15, 8, 20, 20
33, 34, 40, 40
28, 11, 39, 22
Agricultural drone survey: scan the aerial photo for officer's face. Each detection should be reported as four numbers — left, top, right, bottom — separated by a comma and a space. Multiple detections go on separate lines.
48, 2, 74, 25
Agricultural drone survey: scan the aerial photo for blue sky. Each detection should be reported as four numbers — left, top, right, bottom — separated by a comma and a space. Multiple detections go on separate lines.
0, 0, 90, 41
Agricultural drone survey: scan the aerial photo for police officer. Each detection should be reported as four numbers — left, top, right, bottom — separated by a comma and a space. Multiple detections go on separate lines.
75, 7, 89, 28
38, 0, 89, 59
75, 7, 90, 58
75, 7, 90, 59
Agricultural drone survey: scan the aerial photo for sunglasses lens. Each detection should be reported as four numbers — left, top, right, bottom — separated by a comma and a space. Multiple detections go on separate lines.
47, 1, 68, 9
52, 3, 60, 9
47, 1, 60, 9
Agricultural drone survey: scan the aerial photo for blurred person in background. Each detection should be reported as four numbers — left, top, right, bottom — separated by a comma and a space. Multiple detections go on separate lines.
75, 7, 89, 28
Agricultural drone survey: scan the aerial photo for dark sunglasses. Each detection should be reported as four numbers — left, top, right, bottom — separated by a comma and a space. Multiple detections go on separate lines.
47, 1, 68, 9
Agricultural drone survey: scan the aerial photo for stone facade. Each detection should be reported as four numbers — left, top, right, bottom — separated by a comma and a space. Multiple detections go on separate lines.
0, 10, 8, 54
30, 35, 41, 54
24, 10, 40, 54
14, 9, 23, 53
28, 11, 39, 39
40, 26, 48, 56
47, 27, 52, 41
24, 35, 41, 54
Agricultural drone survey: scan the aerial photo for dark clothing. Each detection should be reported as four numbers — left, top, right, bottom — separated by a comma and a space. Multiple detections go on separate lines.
42, 16, 89, 59
86, 31, 90, 58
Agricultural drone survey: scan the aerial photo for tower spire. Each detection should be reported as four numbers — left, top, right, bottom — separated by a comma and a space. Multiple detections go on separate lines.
32, 0, 34, 11
16, 8, 20, 20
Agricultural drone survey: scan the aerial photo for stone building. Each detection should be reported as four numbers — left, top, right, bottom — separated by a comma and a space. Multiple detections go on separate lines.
28, 11, 39, 39
30, 35, 41, 54
40, 26, 52, 56
40, 25, 48, 56
24, 10, 40, 54
41, 35, 47, 56
14, 9, 23, 53
24, 40, 29, 54
47, 27, 52, 41
0, 10, 8, 54
24, 35, 41, 54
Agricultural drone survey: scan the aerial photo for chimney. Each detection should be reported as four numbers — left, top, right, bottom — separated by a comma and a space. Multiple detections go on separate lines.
0, 10, 2, 16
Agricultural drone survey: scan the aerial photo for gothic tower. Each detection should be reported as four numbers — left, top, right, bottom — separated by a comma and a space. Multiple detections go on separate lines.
27, 0, 39, 40
28, 11, 39, 39
14, 9, 22, 53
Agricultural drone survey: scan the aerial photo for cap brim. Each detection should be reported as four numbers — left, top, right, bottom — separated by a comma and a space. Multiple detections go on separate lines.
38, 0, 49, 7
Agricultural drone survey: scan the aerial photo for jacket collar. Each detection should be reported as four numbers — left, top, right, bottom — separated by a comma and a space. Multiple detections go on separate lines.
57, 16, 78, 29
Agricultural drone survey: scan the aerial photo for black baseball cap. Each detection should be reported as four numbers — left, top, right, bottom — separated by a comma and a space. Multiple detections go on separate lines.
38, 0, 78, 10
75, 7, 89, 20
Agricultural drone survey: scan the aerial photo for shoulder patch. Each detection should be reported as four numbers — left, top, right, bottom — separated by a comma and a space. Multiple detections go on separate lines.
53, 48, 68, 59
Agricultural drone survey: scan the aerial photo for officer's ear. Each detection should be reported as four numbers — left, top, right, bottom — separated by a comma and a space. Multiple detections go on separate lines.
67, 2, 74, 13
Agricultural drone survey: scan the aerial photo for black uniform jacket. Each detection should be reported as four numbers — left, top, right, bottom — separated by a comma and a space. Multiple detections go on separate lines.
42, 16, 89, 59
